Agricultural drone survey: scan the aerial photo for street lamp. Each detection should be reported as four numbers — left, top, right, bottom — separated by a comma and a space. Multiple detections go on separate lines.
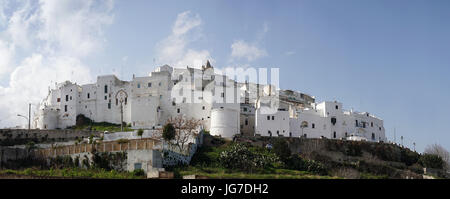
17, 103, 31, 131
17, 114, 29, 130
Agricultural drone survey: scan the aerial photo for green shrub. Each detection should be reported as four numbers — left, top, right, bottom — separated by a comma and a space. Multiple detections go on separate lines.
137, 129, 144, 138
286, 155, 328, 175
162, 123, 176, 141
132, 169, 145, 176
272, 139, 291, 161
219, 143, 280, 172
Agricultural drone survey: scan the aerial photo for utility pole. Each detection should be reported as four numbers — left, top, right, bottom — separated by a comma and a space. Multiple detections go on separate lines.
28, 103, 31, 131
394, 127, 396, 144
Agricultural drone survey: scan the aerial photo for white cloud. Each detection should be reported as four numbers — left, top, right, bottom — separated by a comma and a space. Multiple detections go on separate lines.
0, 40, 14, 76
0, 0, 114, 128
229, 22, 269, 62
230, 40, 267, 61
156, 11, 212, 68
37, 0, 114, 57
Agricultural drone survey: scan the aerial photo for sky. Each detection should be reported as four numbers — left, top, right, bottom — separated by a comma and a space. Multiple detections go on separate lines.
0, 0, 449, 153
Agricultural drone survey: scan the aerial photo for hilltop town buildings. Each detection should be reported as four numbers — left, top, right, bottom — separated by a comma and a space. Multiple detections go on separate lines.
33, 61, 386, 142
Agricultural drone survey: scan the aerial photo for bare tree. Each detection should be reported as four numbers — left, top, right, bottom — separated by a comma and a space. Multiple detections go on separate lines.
163, 115, 202, 152
424, 143, 450, 170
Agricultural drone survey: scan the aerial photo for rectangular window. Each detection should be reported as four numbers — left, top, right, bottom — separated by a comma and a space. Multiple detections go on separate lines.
57, 98, 61, 102
105, 96, 107, 100
159, 82, 161, 86
66, 95, 69, 102
104, 85, 108, 93
312, 123, 315, 129
148, 82, 152, 87
243, 107, 247, 112
64, 105, 67, 112
177, 108, 180, 113
267, 116, 270, 120
245, 119, 248, 125
160, 95, 162, 99
134, 163, 142, 170
202, 106, 205, 110
272, 116, 275, 120
87, 93, 90, 99
108, 103, 111, 109
137, 83, 141, 88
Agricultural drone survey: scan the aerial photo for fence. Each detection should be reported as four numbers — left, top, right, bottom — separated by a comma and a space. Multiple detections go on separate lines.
36, 138, 162, 157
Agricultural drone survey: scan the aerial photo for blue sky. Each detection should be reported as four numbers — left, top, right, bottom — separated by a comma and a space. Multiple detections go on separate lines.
0, 0, 449, 152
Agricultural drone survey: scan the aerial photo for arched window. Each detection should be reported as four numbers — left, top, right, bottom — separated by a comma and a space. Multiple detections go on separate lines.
301, 121, 308, 128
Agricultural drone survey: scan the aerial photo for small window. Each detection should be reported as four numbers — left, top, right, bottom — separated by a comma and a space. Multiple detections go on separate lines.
333, 131, 336, 138
245, 119, 248, 125
159, 82, 161, 86
87, 93, 90, 99
221, 92, 225, 98
345, 132, 348, 137
105, 96, 107, 100
268, 131, 272, 137
335, 105, 338, 110
267, 116, 270, 120
148, 82, 152, 87
134, 163, 142, 170
65, 95, 69, 101
202, 106, 205, 110
57, 98, 61, 102
355, 120, 359, 127
379, 127, 381, 131
104, 85, 108, 93
371, 122, 373, 127
177, 108, 180, 113
272, 116, 275, 120
312, 123, 315, 129
243, 107, 248, 112
64, 105, 68, 112
70, 96, 72, 100
372, 133, 375, 140
137, 83, 140, 88
331, 117, 337, 125
160, 95, 162, 99
108, 103, 111, 109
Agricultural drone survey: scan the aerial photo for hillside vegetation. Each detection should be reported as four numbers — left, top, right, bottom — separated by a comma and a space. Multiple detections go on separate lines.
169, 133, 447, 179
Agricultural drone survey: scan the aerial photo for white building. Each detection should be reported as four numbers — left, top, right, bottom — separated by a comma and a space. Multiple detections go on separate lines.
34, 61, 386, 142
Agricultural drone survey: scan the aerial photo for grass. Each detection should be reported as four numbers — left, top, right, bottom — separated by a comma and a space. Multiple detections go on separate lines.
174, 166, 339, 179
69, 122, 134, 132
0, 168, 145, 179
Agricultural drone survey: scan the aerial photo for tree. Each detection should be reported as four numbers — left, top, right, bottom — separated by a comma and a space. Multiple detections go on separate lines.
164, 115, 202, 152
419, 154, 444, 169
424, 144, 449, 170
137, 129, 144, 139
162, 123, 176, 141
272, 139, 291, 161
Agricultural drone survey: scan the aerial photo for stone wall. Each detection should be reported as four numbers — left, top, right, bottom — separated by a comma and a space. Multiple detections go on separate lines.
0, 129, 102, 146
